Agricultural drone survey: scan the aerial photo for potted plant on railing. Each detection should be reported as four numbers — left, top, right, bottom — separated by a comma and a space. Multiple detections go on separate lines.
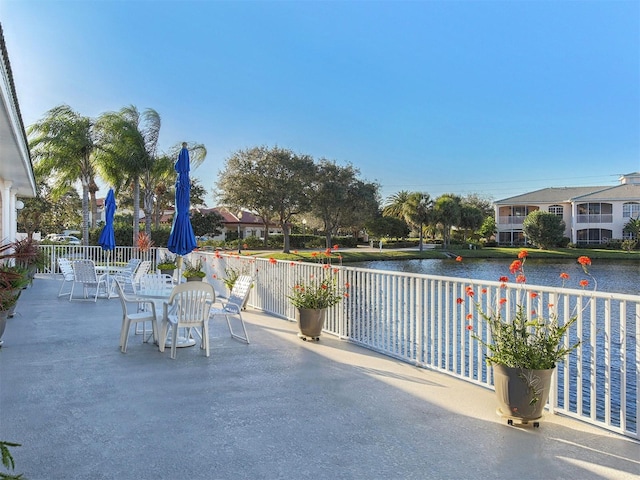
286, 247, 349, 341
458, 250, 593, 426
157, 253, 177, 277
182, 258, 206, 282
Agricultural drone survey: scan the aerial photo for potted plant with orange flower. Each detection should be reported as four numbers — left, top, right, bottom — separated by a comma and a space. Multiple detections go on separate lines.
458, 250, 593, 426
287, 247, 348, 341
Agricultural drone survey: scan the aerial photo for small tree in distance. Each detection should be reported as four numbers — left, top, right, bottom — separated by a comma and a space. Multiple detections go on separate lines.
522, 210, 566, 249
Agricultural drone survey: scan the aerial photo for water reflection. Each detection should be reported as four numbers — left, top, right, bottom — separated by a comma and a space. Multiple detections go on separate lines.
352, 258, 639, 295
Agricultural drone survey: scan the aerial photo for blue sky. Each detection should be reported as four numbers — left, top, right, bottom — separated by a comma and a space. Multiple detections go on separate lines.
2, 0, 639, 205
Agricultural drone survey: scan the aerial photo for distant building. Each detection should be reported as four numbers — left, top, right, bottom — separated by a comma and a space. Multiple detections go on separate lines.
0, 24, 36, 242
494, 172, 640, 245
198, 207, 282, 241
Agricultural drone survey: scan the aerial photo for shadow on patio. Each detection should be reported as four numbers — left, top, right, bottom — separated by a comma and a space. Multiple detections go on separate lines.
1, 275, 638, 479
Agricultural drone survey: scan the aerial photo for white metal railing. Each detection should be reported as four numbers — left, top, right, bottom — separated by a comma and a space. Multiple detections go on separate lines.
38, 247, 639, 440
39, 245, 159, 274
196, 251, 639, 440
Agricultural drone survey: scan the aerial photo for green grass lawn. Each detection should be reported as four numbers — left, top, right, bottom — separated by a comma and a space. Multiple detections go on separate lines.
241, 246, 640, 263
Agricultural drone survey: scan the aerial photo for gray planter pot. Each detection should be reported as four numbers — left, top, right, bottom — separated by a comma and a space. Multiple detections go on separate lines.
493, 364, 554, 424
296, 308, 327, 340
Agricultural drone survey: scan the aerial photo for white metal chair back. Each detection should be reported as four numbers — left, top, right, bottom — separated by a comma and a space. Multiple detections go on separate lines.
70, 260, 107, 302
227, 275, 253, 311
132, 261, 152, 291
123, 258, 141, 275
210, 275, 253, 344
139, 273, 174, 294
57, 258, 75, 298
159, 282, 215, 359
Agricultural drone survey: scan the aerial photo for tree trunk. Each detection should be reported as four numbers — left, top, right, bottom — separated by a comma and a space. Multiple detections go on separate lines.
132, 176, 140, 246
282, 222, 291, 253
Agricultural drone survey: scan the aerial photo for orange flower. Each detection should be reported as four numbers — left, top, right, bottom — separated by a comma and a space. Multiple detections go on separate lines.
530, 292, 538, 298
466, 325, 473, 330
324, 248, 332, 257
516, 274, 526, 284
456, 256, 463, 262
323, 264, 330, 269
509, 260, 522, 274
481, 288, 487, 294
560, 272, 569, 280
578, 256, 591, 266
466, 314, 473, 320
499, 298, 507, 305
344, 282, 350, 288
333, 244, 339, 250
268, 257, 277, 265
518, 250, 528, 259
499, 276, 509, 283
456, 297, 464, 304
579, 279, 589, 288
311, 252, 318, 258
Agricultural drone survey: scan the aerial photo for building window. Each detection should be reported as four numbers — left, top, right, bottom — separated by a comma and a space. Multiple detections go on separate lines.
576, 228, 613, 245
549, 205, 563, 217
576, 203, 613, 223
623, 202, 640, 218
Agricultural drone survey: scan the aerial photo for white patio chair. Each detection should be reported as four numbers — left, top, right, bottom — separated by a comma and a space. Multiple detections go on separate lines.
114, 278, 158, 352
70, 260, 108, 302
122, 258, 141, 275
209, 275, 253, 344
116, 260, 152, 295
57, 258, 75, 298
159, 282, 215, 359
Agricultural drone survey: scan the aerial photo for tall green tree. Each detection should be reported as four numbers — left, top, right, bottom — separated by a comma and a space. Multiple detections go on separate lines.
310, 160, 378, 248
341, 179, 380, 241
382, 190, 411, 218
458, 203, 485, 242
28, 105, 98, 245
217, 146, 315, 253
95, 106, 166, 243
404, 192, 433, 251
433, 194, 461, 248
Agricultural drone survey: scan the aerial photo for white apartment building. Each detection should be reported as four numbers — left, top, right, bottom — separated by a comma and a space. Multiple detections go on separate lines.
494, 172, 640, 245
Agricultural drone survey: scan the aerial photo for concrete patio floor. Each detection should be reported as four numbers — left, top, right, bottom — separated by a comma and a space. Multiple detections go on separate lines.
1, 275, 638, 480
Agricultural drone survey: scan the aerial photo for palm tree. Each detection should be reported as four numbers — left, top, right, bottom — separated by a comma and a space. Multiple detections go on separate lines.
94, 106, 161, 245
404, 192, 433, 251
434, 194, 462, 248
28, 105, 98, 245
382, 190, 411, 218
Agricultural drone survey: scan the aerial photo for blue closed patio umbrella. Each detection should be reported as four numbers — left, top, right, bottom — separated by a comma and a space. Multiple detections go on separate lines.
167, 143, 197, 276
98, 188, 116, 296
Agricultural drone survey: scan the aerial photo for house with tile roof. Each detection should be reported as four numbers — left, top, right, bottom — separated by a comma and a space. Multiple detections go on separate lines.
197, 206, 282, 241
0, 24, 36, 242
494, 172, 640, 245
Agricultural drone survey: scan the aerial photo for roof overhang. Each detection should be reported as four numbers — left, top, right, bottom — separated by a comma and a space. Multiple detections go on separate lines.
0, 25, 36, 198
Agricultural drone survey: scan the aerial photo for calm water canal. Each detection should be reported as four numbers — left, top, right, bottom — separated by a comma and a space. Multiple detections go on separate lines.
351, 258, 639, 296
